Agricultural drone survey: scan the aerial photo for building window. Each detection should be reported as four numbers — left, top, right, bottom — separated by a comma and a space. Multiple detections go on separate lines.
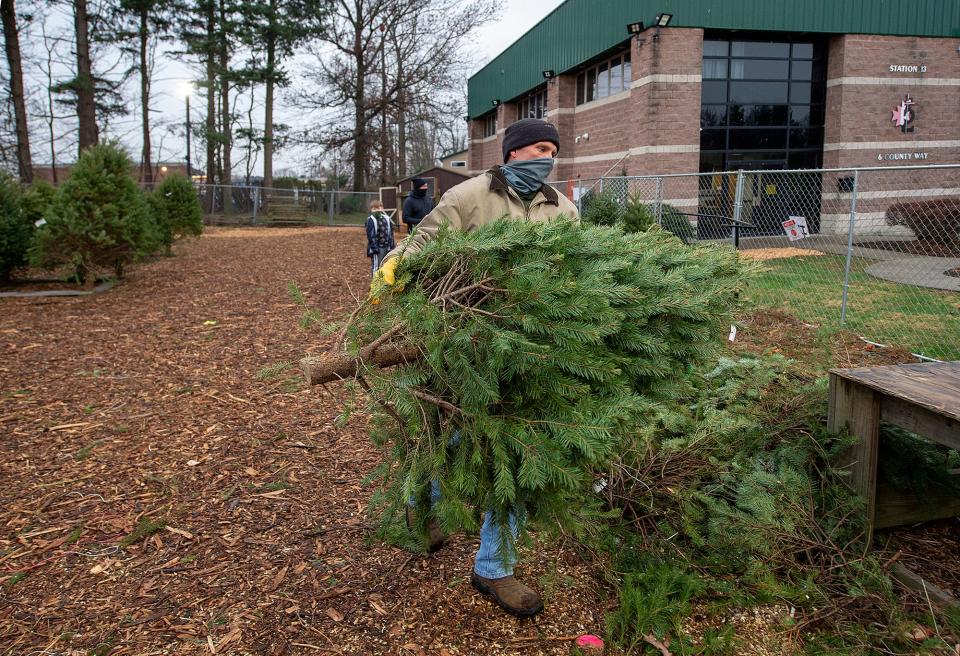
576, 50, 631, 105
483, 113, 497, 138
698, 36, 826, 173
517, 88, 547, 120
450, 160, 466, 168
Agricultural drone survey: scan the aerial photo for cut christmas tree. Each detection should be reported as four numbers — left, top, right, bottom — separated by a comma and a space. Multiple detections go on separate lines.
302, 218, 750, 548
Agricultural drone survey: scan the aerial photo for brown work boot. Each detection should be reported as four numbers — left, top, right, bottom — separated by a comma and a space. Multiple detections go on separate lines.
471, 572, 543, 618
405, 506, 446, 553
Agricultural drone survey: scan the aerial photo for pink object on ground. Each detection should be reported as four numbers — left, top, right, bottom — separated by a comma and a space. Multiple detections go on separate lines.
575, 634, 604, 651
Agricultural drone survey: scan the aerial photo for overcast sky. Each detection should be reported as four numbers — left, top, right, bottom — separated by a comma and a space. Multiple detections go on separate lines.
26, 0, 566, 174
469, 0, 565, 75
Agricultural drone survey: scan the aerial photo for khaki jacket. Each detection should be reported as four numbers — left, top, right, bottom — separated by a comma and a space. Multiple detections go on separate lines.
387, 166, 580, 259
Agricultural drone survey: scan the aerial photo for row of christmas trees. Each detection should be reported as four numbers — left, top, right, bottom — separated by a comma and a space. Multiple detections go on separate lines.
0, 143, 203, 287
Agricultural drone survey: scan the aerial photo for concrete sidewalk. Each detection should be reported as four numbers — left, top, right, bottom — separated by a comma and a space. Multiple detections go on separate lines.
865, 256, 960, 292
736, 235, 960, 292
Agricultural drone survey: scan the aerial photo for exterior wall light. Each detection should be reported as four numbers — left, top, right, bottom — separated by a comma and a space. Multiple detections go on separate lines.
626, 21, 644, 35
492, 99, 501, 107
655, 13, 672, 27
542, 70, 555, 79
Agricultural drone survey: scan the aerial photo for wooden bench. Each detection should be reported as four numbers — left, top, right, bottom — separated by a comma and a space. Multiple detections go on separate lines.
827, 361, 960, 545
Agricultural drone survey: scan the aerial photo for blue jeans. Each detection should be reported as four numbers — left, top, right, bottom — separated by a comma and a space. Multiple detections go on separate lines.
370, 247, 389, 276
410, 454, 521, 579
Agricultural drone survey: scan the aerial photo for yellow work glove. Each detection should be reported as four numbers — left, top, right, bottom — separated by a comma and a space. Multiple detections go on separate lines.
379, 256, 400, 286
370, 256, 403, 303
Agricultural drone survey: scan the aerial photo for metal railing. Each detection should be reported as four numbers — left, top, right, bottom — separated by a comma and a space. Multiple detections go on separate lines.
189, 184, 380, 227
550, 165, 960, 361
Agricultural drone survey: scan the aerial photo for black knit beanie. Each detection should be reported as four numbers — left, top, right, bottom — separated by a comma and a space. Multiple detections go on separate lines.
501, 118, 560, 163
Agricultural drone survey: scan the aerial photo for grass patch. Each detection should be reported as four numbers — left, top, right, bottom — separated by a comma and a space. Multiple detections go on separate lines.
258, 479, 293, 492
304, 211, 368, 226
256, 362, 293, 381
65, 525, 84, 545
747, 254, 960, 359
87, 635, 116, 656
119, 517, 166, 549
280, 377, 305, 393
4, 571, 28, 587
74, 440, 105, 460
219, 483, 238, 501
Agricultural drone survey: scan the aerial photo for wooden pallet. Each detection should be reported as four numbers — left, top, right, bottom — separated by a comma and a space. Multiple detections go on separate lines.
828, 361, 960, 606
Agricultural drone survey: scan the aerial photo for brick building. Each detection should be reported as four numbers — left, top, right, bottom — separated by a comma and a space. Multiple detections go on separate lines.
33, 161, 191, 186
467, 0, 960, 185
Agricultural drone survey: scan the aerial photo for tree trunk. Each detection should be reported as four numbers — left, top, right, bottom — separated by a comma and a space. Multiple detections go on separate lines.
301, 343, 421, 386
379, 26, 387, 186
204, 0, 216, 213
351, 1, 366, 191
391, 26, 406, 179
1, 0, 33, 182
43, 26, 56, 182
74, 0, 99, 154
261, 0, 276, 201
218, 0, 232, 214
138, 7, 153, 186
397, 84, 406, 179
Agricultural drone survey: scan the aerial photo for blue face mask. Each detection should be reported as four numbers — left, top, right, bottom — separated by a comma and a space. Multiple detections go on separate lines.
499, 157, 555, 196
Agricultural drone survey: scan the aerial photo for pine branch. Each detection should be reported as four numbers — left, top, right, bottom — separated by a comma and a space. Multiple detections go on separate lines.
409, 388, 463, 416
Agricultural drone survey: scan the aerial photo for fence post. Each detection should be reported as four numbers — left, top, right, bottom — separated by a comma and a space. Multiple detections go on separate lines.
576, 178, 583, 214
731, 170, 745, 249
599, 178, 605, 194
252, 187, 259, 225
840, 170, 860, 326
328, 191, 334, 226
655, 177, 664, 225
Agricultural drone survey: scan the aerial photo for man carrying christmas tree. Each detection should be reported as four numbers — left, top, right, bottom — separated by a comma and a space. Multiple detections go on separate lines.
373, 118, 578, 618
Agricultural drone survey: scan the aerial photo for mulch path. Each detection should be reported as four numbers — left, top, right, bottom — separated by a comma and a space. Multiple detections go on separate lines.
0, 227, 609, 656
1, 228, 954, 655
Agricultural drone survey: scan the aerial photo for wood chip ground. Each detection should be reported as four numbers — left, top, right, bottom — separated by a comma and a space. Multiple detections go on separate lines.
0, 227, 945, 655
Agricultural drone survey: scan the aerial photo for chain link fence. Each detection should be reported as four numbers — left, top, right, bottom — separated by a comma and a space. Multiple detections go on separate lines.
181, 168, 957, 360
552, 165, 960, 361
190, 184, 379, 227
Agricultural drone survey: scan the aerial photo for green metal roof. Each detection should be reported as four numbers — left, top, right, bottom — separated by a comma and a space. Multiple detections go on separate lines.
468, 0, 960, 118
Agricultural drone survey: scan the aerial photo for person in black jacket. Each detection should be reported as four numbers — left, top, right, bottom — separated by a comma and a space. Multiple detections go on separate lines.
401, 177, 433, 233
364, 200, 395, 275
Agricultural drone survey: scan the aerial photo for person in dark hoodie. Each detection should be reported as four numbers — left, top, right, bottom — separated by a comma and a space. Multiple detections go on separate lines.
401, 177, 433, 233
